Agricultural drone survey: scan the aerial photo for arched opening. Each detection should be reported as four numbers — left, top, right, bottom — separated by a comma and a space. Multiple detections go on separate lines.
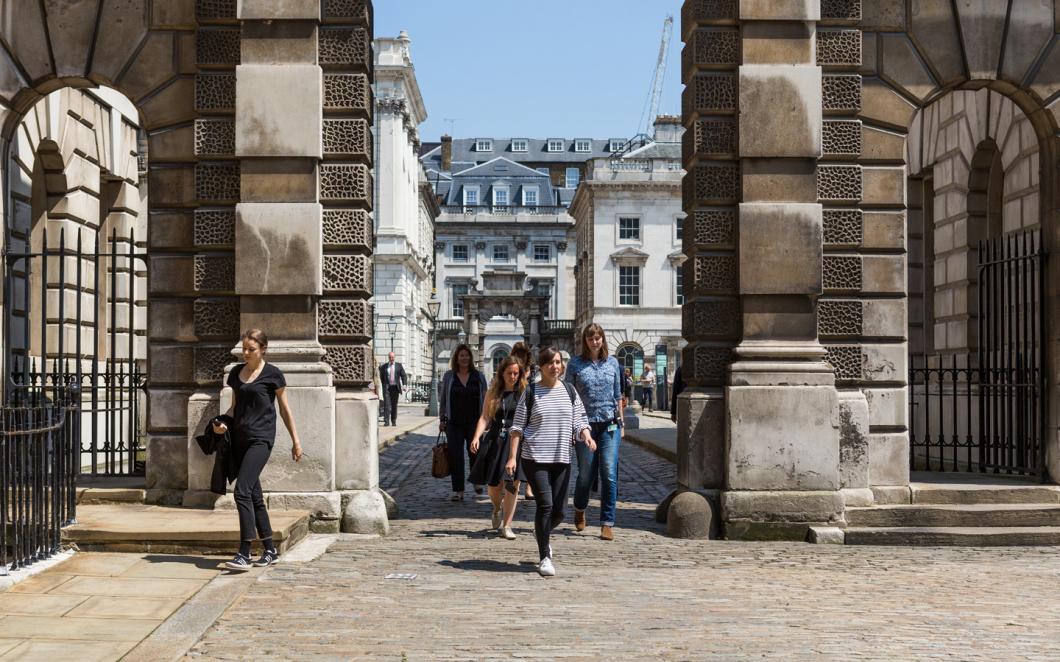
490, 345, 509, 376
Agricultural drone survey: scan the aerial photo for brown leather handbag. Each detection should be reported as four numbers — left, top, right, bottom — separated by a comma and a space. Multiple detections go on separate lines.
431, 431, 450, 478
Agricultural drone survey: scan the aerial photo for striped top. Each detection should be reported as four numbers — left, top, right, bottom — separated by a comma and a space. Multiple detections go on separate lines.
510, 383, 590, 464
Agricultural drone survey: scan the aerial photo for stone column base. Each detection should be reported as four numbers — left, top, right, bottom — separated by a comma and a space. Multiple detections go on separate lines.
720, 489, 844, 541
341, 488, 390, 535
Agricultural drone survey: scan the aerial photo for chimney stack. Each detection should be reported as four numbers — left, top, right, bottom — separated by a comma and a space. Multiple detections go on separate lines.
441, 134, 453, 171
653, 115, 682, 143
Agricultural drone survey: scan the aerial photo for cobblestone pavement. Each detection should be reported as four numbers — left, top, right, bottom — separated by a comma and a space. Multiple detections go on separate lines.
188, 427, 1060, 661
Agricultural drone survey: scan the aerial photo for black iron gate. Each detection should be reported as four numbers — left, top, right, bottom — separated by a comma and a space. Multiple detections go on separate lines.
3, 228, 147, 477
910, 229, 1046, 476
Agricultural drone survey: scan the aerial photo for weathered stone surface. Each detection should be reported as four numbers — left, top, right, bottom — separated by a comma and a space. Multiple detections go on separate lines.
380, 488, 399, 519
148, 299, 196, 342
741, 21, 813, 64
869, 432, 910, 485
234, 203, 322, 295
721, 490, 844, 522
863, 211, 904, 249
862, 166, 905, 206
235, 64, 322, 158
117, 31, 177, 102
879, 33, 937, 102
738, 203, 822, 294
862, 254, 905, 293
42, 0, 98, 78
910, 0, 965, 86
90, 0, 149, 84
864, 386, 908, 428
1001, 0, 1053, 84
1030, 39, 1060, 102
139, 77, 196, 130
739, 65, 822, 158
956, 0, 1007, 80
240, 159, 319, 203
860, 78, 917, 129
861, 125, 904, 162
738, 0, 819, 20
742, 159, 818, 202
666, 490, 717, 539
146, 434, 189, 490
241, 21, 319, 65
149, 344, 195, 384
862, 0, 905, 30
807, 526, 845, 543
186, 392, 220, 494
335, 391, 379, 490
838, 390, 869, 489
677, 389, 726, 489
1, 0, 54, 82
237, 0, 320, 20
341, 489, 390, 535
268, 492, 341, 518
148, 388, 195, 431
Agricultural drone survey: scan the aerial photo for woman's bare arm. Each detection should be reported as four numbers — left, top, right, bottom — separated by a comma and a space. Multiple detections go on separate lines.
276, 387, 303, 462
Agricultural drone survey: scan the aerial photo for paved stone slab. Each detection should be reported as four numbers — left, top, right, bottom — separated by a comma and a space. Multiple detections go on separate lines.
65, 595, 185, 620
50, 552, 143, 577
0, 639, 137, 661
119, 556, 226, 580
0, 641, 21, 657
7, 574, 76, 594
0, 593, 86, 616
0, 615, 160, 641
49, 576, 204, 599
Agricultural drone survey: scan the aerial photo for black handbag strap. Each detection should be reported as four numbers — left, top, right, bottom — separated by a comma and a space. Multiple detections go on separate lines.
436, 431, 447, 446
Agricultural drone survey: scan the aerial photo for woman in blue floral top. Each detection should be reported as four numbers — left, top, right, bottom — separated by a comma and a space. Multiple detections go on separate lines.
564, 323, 624, 540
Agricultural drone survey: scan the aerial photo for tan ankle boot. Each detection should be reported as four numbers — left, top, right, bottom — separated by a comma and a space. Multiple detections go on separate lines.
600, 525, 614, 541
574, 510, 586, 531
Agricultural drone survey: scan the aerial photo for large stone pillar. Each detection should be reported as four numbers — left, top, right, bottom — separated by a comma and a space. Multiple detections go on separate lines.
720, 0, 843, 539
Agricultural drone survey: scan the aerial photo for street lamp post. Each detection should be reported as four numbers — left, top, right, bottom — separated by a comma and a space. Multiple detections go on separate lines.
385, 316, 397, 353
426, 291, 441, 417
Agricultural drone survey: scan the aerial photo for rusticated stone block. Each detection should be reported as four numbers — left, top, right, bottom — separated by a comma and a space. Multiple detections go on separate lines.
687, 119, 737, 157
821, 0, 861, 21
826, 345, 863, 380
823, 255, 862, 291
236, 65, 323, 158
195, 73, 236, 113
693, 346, 731, 384
739, 0, 820, 20
322, 209, 372, 248
818, 300, 863, 337
739, 65, 822, 158
822, 120, 862, 157
194, 119, 235, 157
196, 29, 241, 67
683, 28, 740, 73
323, 255, 372, 295
683, 73, 737, 117
323, 119, 372, 160
193, 209, 236, 247
195, 164, 240, 203
738, 203, 822, 295
683, 299, 740, 338
319, 299, 372, 338
823, 74, 861, 113
817, 165, 862, 202
194, 298, 240, 338
693, 254, 737, 292
237, 0, 320, 20
320, 164, 373, 204
194, 255, 235, 292
324, 74, 371, 115
322, 0, 371, 22
197, 0, 237, 22
817, 29, 862, 67
690, 209, 736, 246
324, 344, 372, 384
319, 27, 370, 68
823, 209, 862, 246
235, 203, 322, 296
195, 346, 233, 385
685, 163, 740, 207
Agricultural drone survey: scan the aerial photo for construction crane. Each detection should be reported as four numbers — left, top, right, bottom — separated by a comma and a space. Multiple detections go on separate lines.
639, 14, 674, 138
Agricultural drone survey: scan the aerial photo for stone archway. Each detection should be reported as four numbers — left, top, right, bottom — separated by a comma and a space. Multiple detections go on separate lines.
677, 0, 1060, 538
0, 3, 384, 533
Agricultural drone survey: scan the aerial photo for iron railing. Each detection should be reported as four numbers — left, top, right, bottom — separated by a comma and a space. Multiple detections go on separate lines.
404, 381, 433, 404
1, 375, 79, 573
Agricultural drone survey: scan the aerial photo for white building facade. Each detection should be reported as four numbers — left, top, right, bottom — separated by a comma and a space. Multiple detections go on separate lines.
372, 33, 438, 382
569, 118, 686, 400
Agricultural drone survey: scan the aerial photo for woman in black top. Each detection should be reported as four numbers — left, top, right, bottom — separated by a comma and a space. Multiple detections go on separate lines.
213, 329, 303, 571
438, 344, 488, 501
469, 357, 527, 539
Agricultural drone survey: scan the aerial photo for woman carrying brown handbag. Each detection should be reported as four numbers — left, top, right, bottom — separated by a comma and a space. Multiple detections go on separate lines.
437, 343, 488, 501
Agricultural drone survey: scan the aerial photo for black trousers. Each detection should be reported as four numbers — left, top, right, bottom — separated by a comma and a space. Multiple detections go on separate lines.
386, 385, 401, 424
445, 422, 477, 493
233, 438, 273, 544
522, 458, 572, 561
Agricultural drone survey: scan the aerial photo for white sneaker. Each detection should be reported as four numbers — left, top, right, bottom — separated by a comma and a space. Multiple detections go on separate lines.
501, 526, 516, 540
537, 557, 556, 577
491, 507, 502, 530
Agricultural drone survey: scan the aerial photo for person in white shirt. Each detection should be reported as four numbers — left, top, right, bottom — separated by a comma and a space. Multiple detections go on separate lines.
639, 364, 656, 412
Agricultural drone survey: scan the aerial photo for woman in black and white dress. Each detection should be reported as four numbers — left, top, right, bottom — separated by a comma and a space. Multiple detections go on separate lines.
506, 347, 595, 577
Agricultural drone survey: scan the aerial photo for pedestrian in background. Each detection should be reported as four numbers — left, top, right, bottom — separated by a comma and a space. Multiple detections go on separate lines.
509, 341, 537, 501
214, 329, 303, 571
379, 351, 408, 426
469, 356, 527, 539
438, 343, 488, 501
639, 363, 656, 412
507, 346, 596, 577
566, 324, 624, 540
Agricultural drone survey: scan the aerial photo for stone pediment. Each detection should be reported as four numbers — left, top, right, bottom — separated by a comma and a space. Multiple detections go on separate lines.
609, 247, 650, 266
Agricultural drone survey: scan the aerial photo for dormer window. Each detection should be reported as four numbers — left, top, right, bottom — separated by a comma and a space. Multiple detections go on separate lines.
511, 139, 529, 152
547, 139, 565, 153
493, 186, 510, 207
523, 187, 539, 206
609, 139, 626, 152
463, 185, 479, 206
575, 139, 592, 153
476, 139, 493, 152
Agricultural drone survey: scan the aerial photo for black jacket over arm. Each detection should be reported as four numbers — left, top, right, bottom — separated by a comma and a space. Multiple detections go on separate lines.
194, 414, 237, 495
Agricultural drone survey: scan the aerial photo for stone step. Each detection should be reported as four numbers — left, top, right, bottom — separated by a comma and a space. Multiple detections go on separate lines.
910, 481, 1060, 505
847, 503, 1060, 528
844, 526, 1060, 546
63, 504, 310, 554
77, 487, 147, 504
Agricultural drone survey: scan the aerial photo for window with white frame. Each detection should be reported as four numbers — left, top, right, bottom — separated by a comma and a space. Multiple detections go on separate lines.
619, 216, 641, 240
619, 266, 640, 306
493, 244, 510, 262
676, 265, 684, 305
463, 186, 479, 206
675, 216, 684, 242
511, 139, 528, 152
609, 139, 625, 152
452, 244, 469, 262
493, 186, 510, 206
547, 139, 565, 152
451, 283, 469, 317
533, 243, 550, 262
523, 187, 539, 206
476, 139, 493, 152
575, 139, 591, 153
565, 167, 580, 188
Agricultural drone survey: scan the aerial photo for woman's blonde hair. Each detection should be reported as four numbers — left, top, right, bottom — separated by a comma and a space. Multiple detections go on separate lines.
484, 356, 527, 419
579, 323, 608, 360
450, 343, 476, 372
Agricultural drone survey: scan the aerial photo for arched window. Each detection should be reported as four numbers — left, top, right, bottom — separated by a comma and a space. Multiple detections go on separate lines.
615, 344, 644, 375
491, 347, 509, 373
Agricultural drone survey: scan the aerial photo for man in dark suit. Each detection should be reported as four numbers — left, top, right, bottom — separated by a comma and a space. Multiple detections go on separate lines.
379, 352, 408, 426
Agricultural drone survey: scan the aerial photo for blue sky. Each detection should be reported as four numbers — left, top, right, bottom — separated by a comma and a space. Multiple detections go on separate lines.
375, 0, 684, 142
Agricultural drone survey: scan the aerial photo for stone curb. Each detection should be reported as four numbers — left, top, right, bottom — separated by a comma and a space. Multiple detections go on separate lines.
623, 430, 677, 464
0, 549, 76, 593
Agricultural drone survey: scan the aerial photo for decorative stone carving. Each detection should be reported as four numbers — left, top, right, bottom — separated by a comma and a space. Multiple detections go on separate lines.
194, 255, 235, 292
823, 75, 862, 112
557, 242, 568, 251
194, 119, 235, 157
194, 298, 240, 338
685, 73, 737, 116
822, 120, 862, 157
433, 241, 445, 252
823, 255, 863, 291
324, 74, 371, 115
195, 74, 236, 113
826, 345, 863, 380
817, 165, 862, 202
322, 0, 370, 22
323, 255, 372, 295
196, 0, 236, 21
683, 299, 740, 338
515, 239, 528, 250
319, 164, 372, 203
685, 28, 740, 69
323, 344, 372, 384
691, 119, 737, 156
323, 119, 372, 159
681, 0, 738, 24
195, 164, 240, 203
823, 209, 863, 246
319, 28, 370, 68
322, 209, 371, 248
196, 29, 241, 67
693, 346, 730, 384
474, 241, 486, 250
817, 29, 862, 67
693, 255, 737, 292
818, 300, 863, 337
319, 299, 372, 338
821, 0, 861, 21
691, 209, 736, 246
686, 164, 739, 205
194, 210, 236, 247
195, 347, 232, 385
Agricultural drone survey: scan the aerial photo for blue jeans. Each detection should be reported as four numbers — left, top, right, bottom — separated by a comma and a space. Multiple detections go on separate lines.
572, 422, 620, 526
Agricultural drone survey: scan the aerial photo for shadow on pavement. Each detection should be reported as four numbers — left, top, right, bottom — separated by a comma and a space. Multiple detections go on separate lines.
437, 559, 537, 573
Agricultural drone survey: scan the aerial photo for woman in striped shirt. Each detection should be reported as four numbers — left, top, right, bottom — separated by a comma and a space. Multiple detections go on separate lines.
506, 347, 596, 577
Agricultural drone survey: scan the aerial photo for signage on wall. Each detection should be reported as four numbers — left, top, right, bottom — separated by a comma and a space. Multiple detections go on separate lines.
655, 344, 667, 374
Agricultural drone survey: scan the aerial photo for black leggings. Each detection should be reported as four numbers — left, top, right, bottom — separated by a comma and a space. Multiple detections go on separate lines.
234, 438, 273, 545
445, 422, 478, 493
522, 459, 571, 561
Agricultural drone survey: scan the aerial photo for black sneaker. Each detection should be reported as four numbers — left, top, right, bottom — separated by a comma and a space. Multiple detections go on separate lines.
224, 553, 252, 572
252, 549, 280, 567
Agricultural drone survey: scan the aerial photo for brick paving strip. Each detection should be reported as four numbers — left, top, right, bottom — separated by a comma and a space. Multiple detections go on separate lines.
185, 429, 1060, 660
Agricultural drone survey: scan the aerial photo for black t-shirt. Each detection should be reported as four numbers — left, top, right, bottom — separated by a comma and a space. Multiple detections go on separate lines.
450, 373, 481, 428
227, 363, 286, 444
